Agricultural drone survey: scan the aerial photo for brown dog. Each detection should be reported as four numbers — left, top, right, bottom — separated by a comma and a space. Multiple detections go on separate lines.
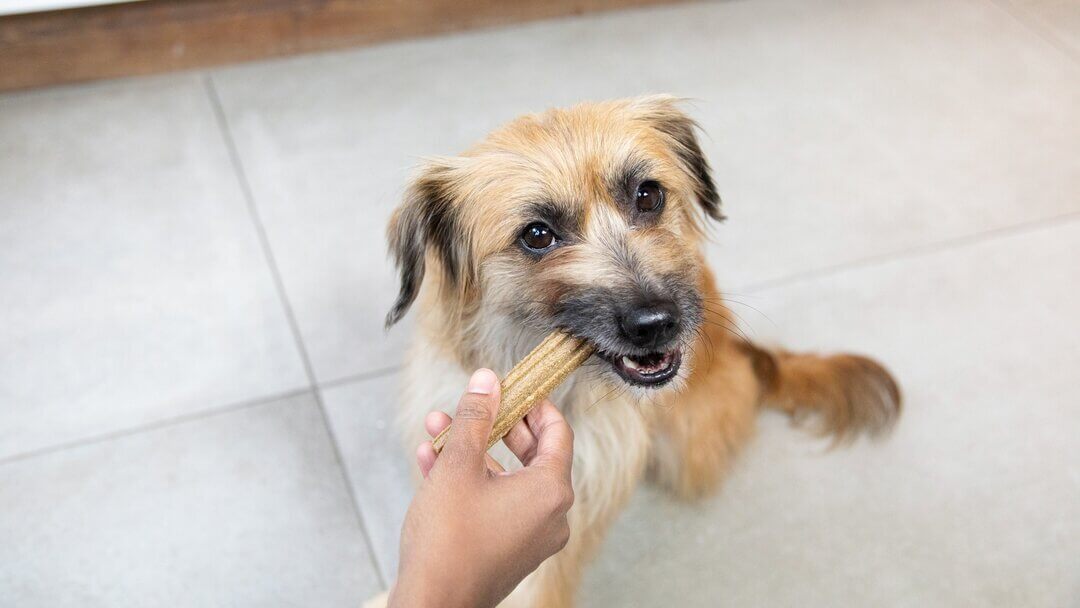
382, 96, 901, 607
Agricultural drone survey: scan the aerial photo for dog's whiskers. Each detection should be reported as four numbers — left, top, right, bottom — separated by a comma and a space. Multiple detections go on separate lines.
702, 295, 777, 330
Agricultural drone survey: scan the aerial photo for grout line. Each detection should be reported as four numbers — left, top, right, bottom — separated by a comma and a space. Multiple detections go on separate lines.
319, 364, 404, 391
203, 73, 387, 589
986, 0, 1080, 66
314, 384, 395, 587
0, 386, 312, 468
736, 209, 1080, 294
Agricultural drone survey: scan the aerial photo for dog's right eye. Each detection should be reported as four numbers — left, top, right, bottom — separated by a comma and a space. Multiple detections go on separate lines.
520, 223, 557, 252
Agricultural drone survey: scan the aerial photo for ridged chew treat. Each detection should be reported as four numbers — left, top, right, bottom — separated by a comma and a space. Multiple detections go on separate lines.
432, 331, 594, 454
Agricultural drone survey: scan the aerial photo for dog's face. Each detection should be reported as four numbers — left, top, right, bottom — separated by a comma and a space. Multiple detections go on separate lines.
387, 96, 723, 389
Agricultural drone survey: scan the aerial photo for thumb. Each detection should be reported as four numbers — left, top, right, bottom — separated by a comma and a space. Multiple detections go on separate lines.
442, 369, 501, 465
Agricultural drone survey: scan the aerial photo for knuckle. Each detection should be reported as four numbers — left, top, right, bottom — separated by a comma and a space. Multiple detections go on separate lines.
438, 444, 468, 467
561, 487, 576, 512
453, 398, 493, 422
555, 523, 571, 551
549, 484, 575, 514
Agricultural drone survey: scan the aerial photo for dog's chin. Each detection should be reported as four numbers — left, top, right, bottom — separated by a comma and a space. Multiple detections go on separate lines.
596, 347, 683, 388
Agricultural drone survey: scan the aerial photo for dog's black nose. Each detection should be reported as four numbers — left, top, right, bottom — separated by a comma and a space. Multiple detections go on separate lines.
619, 302, 680, 350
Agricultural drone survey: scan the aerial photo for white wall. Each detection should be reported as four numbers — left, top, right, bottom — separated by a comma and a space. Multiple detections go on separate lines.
0, 0, 143, 16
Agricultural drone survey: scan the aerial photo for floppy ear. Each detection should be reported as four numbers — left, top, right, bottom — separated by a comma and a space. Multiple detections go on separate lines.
636, 96, 724, 222
385, 162, 464, 328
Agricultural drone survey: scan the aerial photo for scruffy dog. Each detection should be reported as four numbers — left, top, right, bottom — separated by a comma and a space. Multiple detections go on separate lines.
382, 96, 900, 607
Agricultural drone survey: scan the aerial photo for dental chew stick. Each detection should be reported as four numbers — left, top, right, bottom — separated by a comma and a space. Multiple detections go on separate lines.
431, 331, 594, 454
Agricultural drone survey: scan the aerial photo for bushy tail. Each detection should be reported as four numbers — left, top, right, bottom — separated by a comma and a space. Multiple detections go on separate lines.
751, 347, 902, 441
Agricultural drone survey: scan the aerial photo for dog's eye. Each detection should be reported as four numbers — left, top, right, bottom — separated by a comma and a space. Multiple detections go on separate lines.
520, 223, 557, 252
636, 181, 664, 212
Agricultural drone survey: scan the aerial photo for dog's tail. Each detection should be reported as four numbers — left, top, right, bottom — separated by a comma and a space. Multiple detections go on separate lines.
744, 344, 902, 441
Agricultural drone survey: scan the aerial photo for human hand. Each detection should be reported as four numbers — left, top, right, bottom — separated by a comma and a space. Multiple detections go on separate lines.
388, 369, 575, 608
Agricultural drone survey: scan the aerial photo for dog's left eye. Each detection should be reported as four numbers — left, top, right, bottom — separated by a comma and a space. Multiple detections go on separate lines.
636, 181, 664, 212
521, 223, 557, 252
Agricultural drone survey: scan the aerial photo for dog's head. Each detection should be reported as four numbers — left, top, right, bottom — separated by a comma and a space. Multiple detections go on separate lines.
386, 96, 722, 389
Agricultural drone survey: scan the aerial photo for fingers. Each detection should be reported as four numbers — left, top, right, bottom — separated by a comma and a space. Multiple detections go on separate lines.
419, 439, 506, 476
424, 411, 451, 437
417, 410, 506, 477
416, 412, 451, 478
440, 369, 501, 466
502, 416, 537, 465
524, 399, 574, 477
416, 441, 437, 478
511, 401, 574, 542
418, 372, 568, 480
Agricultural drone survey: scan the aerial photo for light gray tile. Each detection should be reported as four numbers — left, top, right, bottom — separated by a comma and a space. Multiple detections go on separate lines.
684, 0, 1080, 290
582, 220, 1080, 607
210, 0, 1080, 384
0, 75, 308, 459
1003, 0, 1080, 55
0, 392, 380, 607
321, 374, 413, 585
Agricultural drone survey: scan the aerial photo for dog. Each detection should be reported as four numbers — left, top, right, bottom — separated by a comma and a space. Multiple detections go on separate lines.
379, 95, 901, 607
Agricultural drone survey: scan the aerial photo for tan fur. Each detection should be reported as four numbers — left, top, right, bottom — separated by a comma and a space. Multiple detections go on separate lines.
381, 96, 901, 607
760, 350, 903, 442
646, 272, 763, 501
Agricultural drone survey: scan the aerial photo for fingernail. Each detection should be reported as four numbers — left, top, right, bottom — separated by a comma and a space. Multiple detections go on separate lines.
467, 368, 498, 395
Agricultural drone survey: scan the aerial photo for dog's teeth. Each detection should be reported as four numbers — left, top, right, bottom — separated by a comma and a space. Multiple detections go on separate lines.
622, 356, 640, 371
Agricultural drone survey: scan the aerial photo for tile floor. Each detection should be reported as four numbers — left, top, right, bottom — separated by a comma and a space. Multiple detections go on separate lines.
1, 0, 1077, 605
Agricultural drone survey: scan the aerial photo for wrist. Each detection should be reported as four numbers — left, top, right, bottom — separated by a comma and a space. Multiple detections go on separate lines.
389, 563, 476, 608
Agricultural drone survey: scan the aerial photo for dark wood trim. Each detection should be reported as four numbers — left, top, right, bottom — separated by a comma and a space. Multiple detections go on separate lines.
0, 0, 688, 92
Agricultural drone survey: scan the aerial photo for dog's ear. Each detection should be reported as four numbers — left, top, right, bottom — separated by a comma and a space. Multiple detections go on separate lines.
635, 96, 724, 222
385, 162, 464, 328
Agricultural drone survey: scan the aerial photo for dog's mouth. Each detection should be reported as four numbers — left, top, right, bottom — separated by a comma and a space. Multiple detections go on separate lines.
597, 348, 682, 387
